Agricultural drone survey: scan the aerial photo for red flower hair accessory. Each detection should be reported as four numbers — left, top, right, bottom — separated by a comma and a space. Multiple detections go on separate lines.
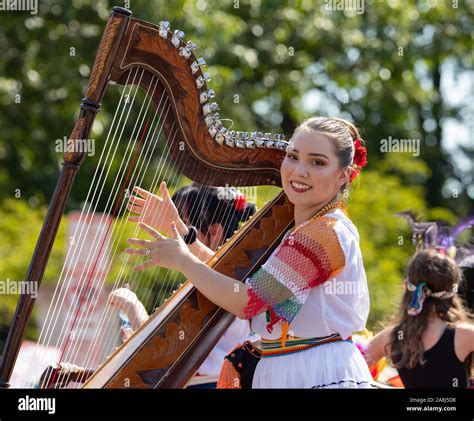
234, 191, 247, 211
349, 138, 368, 182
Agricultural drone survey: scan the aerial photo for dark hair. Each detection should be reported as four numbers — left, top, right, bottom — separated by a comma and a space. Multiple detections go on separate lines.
171, 182, 256, 241
387, 249, 472, 369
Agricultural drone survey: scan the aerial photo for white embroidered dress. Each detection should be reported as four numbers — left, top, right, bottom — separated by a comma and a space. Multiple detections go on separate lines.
246, 207, 374, 388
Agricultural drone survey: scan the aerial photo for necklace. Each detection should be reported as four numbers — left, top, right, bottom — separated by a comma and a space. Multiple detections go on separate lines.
288, 200, 346, 237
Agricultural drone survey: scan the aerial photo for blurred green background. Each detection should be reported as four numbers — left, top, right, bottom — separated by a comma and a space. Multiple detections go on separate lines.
0, 0, 472, 345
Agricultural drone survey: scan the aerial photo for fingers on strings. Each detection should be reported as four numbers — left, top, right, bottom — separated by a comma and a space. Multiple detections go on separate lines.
138, 222, 161, 239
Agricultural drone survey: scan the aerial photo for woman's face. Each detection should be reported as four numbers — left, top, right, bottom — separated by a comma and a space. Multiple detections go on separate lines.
281, 130, 348, 210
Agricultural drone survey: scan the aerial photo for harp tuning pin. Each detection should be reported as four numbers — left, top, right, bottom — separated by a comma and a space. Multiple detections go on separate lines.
274, 133, 288, 150
199, 89, 215, 104
179, 46, 192, 59
191, 61, 200, 75
254, 132, 264, 147
196, 75, 206, 88
205, 114, 214, 126
197, 57, 206, 66
199, 91, 208, 103
171, 30, 185, 48
202, 102, 219, 115
246, 140, 256, 148
236, 139, 246, 148
196, 73, 211, 88
159, 21, 170, 38
225, 131, 235, 147
276, 141, 288, 150
212, 112, 220, 121
215, 127, 227, 145
180, 41, 197, 59
186, 41, 197, 51
208, 125, 218, 137
264, 132, 272, 140
265, 140, 275, 148
256, 138, 266, 148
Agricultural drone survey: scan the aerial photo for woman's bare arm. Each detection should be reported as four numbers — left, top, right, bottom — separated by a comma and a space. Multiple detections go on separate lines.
365, 326, 393, 365
177, 251, 250, 319
175, 219, 215, 262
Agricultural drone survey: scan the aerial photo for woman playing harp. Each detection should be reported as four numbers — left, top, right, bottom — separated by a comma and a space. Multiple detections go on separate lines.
126, 116, 374, 388
4, 8, 373, 390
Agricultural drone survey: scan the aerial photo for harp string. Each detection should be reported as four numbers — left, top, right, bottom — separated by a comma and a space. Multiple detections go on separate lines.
83, 127, 180, 373
47, 97, 157, 388
35, 68, 161, 388
62, 97, 177, 383
56, 75, 168, 366
125, 135, 220, 315
44, 74, 167, 388
31, 67, 142, 370
38, 67, 150, 380
59, 119, 174, 389
25, 68, 142, 388
59, 81, 182, 387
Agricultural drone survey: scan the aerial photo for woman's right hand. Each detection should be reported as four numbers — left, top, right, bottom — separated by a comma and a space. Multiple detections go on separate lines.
127, 181, 185, 237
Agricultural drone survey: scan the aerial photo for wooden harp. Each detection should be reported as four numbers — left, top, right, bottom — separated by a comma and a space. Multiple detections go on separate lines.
0, 6, 295, 389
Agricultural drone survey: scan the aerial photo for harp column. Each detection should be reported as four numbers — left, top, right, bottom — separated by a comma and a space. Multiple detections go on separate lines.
0, 7, 132, 388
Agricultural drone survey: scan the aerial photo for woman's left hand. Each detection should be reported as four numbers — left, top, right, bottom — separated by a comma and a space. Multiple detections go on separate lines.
125, 221, 191, 272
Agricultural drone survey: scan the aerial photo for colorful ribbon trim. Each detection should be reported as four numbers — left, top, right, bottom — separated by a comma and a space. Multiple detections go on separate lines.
260, 333, 352, 358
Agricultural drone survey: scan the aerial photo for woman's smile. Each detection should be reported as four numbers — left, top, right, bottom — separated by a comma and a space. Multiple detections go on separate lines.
290, 180, 313, 193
